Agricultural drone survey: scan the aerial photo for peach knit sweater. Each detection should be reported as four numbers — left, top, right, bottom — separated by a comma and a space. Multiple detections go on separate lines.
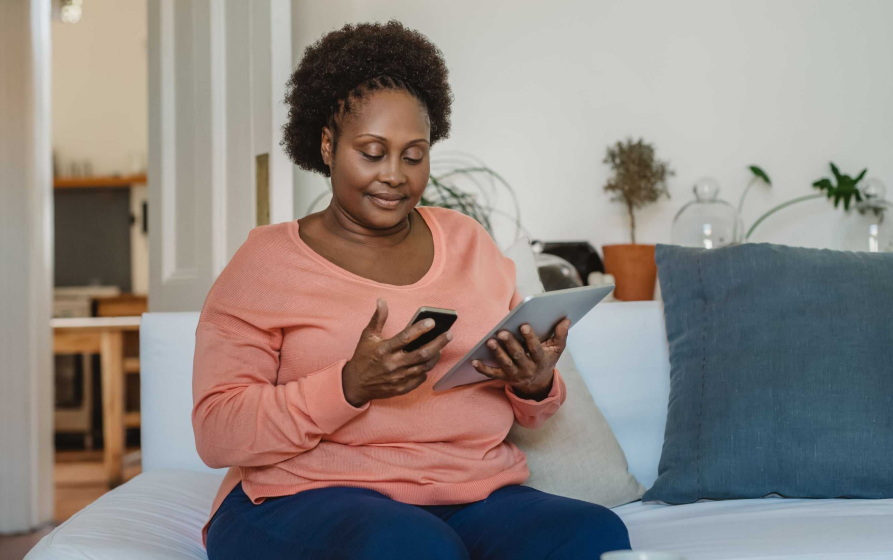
192, 205, 567, 544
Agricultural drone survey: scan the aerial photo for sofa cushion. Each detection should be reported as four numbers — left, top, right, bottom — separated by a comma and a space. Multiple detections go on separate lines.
26, 470, 225, 560
505, 236, 645, 507
28, 469, 893, 560
615, 495, 893, 559
645, 243, 893, 504
140, 312, 219, 474
566, 301, 671, 490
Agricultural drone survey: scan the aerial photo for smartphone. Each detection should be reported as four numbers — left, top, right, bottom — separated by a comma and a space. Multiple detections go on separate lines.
402, 306, 458, 353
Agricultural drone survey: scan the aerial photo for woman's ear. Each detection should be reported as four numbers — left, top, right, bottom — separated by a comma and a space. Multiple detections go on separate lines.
320, 126, 334, 168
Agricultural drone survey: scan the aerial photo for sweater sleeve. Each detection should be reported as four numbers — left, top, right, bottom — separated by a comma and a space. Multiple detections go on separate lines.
503, 284, 568, 429
192, 320, 370, 468
505, 367, 566, 429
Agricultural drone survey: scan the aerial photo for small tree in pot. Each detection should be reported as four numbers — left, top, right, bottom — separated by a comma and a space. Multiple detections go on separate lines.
602, 138, 674, 300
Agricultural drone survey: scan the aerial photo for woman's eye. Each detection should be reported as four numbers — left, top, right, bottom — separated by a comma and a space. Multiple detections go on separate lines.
361, 152, 384, 161
403, 151, 424, 164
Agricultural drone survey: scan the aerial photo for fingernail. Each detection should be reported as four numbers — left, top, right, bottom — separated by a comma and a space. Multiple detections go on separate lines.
521, 325, 531, 334
498, 332, 509, 340
472, 360, 479, 366
488, 340, 497, 348
446, 332, 453, 341
425, 319, 435, 327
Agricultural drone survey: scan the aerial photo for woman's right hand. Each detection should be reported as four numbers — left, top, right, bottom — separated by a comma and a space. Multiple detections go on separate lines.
342, 299, 453, 407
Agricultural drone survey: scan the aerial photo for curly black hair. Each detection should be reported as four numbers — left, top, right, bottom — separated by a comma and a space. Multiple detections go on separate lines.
281, 20, 453, 177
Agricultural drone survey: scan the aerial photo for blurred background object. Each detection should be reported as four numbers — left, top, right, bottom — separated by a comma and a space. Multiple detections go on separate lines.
59, 0, 82, 24
845, 179, 892, 253
534, 253, 583, 292
531, 240, 604, 290
671, 177, 742, 249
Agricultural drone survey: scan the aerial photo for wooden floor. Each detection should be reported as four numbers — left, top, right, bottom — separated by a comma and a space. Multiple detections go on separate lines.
0, 450, 141, 560
0, 528, 52, 560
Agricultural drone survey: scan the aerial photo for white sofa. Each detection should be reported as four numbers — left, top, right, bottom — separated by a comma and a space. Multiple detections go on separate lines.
27, 302, 893, 559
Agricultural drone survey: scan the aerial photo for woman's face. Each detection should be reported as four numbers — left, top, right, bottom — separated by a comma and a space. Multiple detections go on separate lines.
321, 89, 431, 230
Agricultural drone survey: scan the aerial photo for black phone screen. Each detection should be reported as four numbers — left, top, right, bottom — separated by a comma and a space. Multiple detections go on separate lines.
403, 309, 458, 352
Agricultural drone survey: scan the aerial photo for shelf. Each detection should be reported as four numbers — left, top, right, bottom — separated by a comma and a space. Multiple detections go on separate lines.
54, 173, 147, 189
95, 295, 148, 318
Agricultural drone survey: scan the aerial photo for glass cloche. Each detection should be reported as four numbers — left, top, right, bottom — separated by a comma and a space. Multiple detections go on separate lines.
671, 178, 743, 248
844, 178, 892, 253
533, 252, 583, 292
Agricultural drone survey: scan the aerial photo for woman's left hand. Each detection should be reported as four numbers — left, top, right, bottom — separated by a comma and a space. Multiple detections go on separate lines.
471, 318, 571, 399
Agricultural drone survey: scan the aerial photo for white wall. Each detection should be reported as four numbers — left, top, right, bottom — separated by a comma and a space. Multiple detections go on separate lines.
52, 0, 147, 176
1, 0, 55, 533
291, 0, 893, 251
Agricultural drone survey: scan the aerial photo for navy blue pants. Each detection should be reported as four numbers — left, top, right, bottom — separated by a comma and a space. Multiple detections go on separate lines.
207, 482, 630, 559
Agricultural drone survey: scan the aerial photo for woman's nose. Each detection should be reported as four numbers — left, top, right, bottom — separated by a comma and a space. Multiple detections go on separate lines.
378, 155, 407, 187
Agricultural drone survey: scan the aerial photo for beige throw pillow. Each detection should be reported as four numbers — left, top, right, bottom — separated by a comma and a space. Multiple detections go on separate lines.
503, 236, 645, 507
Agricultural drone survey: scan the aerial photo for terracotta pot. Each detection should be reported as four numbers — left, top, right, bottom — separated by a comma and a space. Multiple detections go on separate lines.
602, 244, 657, 301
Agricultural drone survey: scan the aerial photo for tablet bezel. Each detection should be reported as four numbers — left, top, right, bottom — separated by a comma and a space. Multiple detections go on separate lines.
432, 283, 614, 392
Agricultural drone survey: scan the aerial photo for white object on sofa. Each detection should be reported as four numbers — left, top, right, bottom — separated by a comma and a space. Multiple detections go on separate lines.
505, 236, 646, 507
27, 306, 893, 559
568, 301, 672, 490
140, 312, 222, 476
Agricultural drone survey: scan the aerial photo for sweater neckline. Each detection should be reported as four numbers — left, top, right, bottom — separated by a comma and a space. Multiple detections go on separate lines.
289, 205, 445, 291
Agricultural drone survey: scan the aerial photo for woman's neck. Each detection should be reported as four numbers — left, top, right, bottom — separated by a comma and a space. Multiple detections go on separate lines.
320, 204, 413, 249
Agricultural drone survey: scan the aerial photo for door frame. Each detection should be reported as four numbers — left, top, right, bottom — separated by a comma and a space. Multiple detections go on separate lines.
148, 0, 293, 312
0, 0, 55, 534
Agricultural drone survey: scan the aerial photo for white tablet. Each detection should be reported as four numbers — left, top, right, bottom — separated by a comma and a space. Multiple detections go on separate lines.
432, 283, 614, 392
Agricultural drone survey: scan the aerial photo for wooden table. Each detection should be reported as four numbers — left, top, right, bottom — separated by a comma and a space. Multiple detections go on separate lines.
52, 316, 141, 487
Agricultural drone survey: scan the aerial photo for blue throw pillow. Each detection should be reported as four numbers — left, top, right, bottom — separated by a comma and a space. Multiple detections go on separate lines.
644, 243, 893, 504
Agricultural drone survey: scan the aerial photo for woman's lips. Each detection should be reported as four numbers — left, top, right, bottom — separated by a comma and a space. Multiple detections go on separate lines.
369, 195, 405, 209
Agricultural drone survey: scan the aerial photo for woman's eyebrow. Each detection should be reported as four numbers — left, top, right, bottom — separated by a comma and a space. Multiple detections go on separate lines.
354, 133, 430, 146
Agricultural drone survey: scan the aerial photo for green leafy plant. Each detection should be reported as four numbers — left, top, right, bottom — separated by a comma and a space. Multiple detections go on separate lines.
420, 152, 523, 240
745, 162, 869, 241
603, 138, 674, 244
812, 163, 867, 210
749, 165, 771, 185
737, 164, 773, 217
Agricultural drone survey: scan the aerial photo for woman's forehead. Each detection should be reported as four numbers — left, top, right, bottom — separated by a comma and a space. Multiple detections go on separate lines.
341, 90, 430, 143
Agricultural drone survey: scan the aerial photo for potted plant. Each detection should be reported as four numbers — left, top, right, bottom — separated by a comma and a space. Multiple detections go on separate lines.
601, 137, 674, 300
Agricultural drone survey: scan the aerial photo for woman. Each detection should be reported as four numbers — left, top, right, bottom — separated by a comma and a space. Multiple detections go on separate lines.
194, 20, 631, 559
